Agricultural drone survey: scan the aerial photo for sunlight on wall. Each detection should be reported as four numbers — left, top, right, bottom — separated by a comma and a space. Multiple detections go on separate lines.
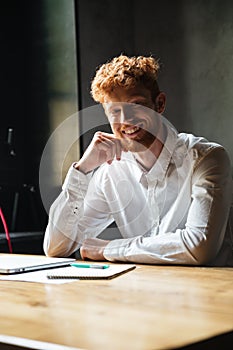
43, 0, 79, 184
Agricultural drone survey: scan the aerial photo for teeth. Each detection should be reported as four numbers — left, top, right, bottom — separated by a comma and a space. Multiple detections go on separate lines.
124, 126, 140, 135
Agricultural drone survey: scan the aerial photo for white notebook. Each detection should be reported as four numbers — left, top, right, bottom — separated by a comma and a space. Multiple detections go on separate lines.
47, 263, 136, 280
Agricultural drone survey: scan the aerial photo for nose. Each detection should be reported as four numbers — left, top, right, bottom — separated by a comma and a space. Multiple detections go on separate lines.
119, 106, 134, 124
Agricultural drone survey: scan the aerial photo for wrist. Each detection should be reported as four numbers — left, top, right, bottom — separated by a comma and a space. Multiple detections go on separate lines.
74, 161, 92, 175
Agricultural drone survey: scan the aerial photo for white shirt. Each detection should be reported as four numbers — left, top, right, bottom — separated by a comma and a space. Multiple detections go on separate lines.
44, 127, 233, 266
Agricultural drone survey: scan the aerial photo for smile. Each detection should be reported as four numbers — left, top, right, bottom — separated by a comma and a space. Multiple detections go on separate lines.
123, 126, 141, 135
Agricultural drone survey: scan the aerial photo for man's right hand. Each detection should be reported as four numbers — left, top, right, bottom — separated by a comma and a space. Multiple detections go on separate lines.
74, 131, 126, 174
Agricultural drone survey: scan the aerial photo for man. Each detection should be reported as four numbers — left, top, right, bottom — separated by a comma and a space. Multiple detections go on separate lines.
44, 54, 233, 266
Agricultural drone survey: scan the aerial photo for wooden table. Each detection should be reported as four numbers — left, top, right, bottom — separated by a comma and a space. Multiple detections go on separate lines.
0, 263, 233, 350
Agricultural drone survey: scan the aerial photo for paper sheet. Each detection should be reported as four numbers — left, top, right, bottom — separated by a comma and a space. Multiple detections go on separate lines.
0, 268, 77, 284
0, 334, 81, 350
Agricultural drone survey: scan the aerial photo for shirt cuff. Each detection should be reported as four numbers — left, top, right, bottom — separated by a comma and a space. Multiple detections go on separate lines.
62, 163, 93, 193
103, 238, 133, 262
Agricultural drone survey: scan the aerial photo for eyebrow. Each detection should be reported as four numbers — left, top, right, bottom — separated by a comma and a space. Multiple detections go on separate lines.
104, 96, 149, 113
127, 96, 148, 103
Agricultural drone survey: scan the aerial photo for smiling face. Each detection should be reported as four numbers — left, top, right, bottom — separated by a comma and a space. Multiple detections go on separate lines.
103, 85, 166, 153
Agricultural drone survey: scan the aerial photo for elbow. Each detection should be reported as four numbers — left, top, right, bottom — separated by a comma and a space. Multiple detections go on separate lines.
43, 226, 63, 257
182, 229, 219, 266
185, 245, 217, 266
43, 228, 78, 258
43, 242, 69, 258
43, 233, 50, 256
191, 251, 215, 266
43, 238, 57, 257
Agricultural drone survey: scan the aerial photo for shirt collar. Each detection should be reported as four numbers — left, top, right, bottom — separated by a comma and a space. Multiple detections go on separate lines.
148, 123, 178, 182
123, 152, 144, 183
129, 122, 178, 184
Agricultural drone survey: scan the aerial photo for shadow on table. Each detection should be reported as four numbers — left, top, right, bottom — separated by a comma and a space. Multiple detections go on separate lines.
177, 330, 233, 350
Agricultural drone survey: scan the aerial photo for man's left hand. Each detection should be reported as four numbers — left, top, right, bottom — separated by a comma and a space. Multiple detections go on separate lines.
80, 238, 110, 261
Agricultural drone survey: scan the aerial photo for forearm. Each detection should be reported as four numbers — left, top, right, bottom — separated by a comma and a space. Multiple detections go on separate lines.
43, 166, 90, 257
44, 164, 114, 257
103, 231, 198, 265
43, 194, 82, 257
103, 223, 228, 266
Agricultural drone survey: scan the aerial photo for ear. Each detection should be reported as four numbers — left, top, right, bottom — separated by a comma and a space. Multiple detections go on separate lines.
155, 92, 166, 114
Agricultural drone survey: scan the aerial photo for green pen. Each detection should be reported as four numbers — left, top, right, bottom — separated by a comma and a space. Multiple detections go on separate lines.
71, 263, 109, 269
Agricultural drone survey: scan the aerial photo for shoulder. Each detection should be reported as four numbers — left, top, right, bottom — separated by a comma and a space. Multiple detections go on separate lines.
177, 132, 232, 176
178, 133, 229, 161
178, 132, 220, 153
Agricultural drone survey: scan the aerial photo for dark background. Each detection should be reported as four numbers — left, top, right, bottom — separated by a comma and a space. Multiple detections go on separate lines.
0, 0, 233, 252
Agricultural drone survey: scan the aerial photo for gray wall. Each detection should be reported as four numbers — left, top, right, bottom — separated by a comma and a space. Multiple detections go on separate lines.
77, 0, 233, 166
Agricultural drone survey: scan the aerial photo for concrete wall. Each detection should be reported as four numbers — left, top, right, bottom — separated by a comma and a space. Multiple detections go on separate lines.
77, 0, 233, 166
134, 0, 233, 161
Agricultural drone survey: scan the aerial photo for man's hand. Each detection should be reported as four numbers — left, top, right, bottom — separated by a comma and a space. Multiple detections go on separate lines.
80, 238, 110, 261
75, 132, 126, 174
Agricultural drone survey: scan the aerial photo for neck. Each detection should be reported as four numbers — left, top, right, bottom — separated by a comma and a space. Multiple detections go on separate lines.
134, 123, 166, 171
134, 138, 164, 171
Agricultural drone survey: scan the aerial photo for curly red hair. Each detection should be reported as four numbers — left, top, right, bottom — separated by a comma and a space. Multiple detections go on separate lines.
91, 55, 160, 103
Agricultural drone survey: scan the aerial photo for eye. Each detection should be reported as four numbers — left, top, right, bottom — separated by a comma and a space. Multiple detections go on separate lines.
131, 103, 145, 112
109, 108, 121, 119
133, 103, 142, 108
112, 108, 121, 114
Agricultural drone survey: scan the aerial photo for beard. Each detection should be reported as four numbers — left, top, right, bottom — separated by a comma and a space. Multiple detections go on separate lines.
120, 129, 156, 153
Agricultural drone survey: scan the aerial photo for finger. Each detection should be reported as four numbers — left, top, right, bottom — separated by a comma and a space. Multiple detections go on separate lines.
94, 132, 123, 163
80, 239, 94, 260
97, 132, 116, 140
80, 246, 87, 260
98, 135, 117, 163
95, 132, 123, 153
115, 139, 123, 160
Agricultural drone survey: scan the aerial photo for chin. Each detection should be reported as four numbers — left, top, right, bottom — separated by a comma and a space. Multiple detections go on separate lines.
121, 138, 154, 153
